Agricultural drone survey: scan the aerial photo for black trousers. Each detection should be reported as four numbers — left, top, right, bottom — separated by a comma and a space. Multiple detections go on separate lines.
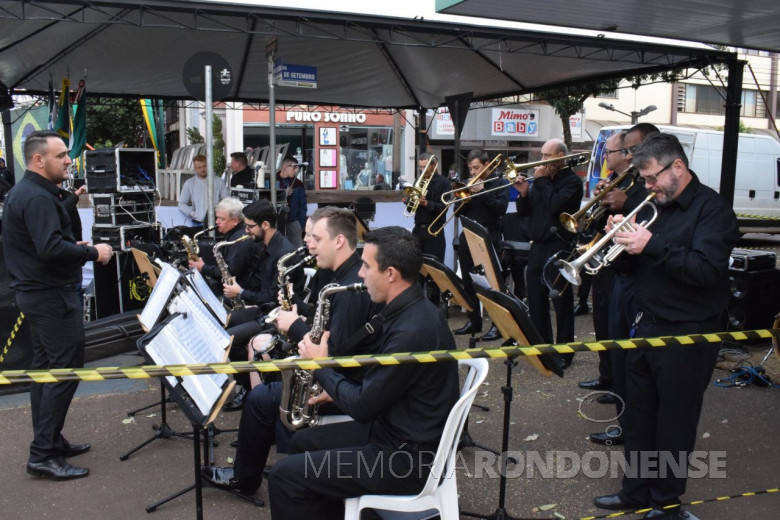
269, 421, 431, 520
592, 268, 615, 385
607, 275, 638, 422
620, 315, 722, 508
226, 307, 266, 388
525, 240, 574, 345
16, 287, 85, 463
413, 224, 446, 305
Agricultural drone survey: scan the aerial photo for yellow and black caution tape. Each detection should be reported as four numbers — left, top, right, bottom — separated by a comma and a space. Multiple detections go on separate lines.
577, 486, 779, 520
735, 213, 780, 221
0, 311, 24, 364
0, 328, 777, 386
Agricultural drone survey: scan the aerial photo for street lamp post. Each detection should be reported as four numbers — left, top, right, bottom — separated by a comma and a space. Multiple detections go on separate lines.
598, 102, 657, 124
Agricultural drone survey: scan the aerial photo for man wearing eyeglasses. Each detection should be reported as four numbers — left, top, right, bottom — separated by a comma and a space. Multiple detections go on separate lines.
277, 155, 307, 247
594, 133, 739, 519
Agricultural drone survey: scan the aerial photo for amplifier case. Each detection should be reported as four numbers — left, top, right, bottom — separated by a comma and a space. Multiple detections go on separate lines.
85, 148, 157, 193
92, 193, 156, 226
727, 268, 780, 330
91, 224, 160, 252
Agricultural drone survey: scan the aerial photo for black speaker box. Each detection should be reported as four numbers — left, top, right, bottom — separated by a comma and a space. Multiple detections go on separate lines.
727, 268, 780, 330
92, 252, 151, 319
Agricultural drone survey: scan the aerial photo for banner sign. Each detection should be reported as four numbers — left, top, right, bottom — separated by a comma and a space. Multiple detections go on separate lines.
274, 60, 317, 88
491, 108, 539, 137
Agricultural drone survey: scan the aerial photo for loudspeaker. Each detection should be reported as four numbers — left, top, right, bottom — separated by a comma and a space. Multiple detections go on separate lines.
92, 252, 151, 319
727, 268, 780, 330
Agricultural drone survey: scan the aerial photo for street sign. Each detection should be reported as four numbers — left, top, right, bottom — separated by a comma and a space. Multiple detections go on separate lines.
273, 60, 317, 89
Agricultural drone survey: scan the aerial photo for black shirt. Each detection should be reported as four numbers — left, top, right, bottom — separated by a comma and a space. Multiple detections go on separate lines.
58, 188, 83, 243
413, 173, 451, 227
241, 231, 302, 306
633, 173, 739, 323
315, 284, 460, 446
201, 225, 259, 290
3, 170, 98, 290
458, 174, 509, 233
230, 166, 254, 188
287, 251, 383, 355
516, 166, 583, 243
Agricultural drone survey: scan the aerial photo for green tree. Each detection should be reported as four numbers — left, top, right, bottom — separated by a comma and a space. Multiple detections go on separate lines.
87, 97, 146, 148
543, 81, 620, 150
186, 113, 226, 173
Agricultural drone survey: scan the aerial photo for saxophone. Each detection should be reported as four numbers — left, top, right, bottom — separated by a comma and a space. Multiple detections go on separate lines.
182, 225, 216, 262
265, 246, 316, 325
213, 234, 251, 310
279, 282, 367, 430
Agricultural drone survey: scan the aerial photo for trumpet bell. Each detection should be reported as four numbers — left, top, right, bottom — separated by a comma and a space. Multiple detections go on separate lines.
558, 259, 582, 286
560, 213, 579, 234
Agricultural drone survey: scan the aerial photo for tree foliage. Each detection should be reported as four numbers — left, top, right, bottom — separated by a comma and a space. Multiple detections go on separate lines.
186, 113, 226, 173
86, 97, 146, 149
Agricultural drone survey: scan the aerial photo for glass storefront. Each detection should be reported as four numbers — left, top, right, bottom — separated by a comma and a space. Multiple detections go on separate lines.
338, 126, 393, 190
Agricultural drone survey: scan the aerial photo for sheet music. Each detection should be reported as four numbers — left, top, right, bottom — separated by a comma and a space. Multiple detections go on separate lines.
145, 314, 228, 417
167, 288, 230, 360
139, 262, 181, 330
185, 269, 229, 326
470, 272, 491, 290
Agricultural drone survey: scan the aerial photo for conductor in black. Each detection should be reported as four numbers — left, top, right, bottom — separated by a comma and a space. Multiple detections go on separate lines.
594, 133, 739, 518
268, 226, 460, 519
2, 130, 113, 481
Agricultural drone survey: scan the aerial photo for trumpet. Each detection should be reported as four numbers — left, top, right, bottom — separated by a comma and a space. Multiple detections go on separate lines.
403, 155, 438, 217
558, 192, 658, 286
559, 165, 638, 234
427, 154, 503, 236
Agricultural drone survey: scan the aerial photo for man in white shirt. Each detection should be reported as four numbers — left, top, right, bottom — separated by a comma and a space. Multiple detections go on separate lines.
178, 154, 228, 225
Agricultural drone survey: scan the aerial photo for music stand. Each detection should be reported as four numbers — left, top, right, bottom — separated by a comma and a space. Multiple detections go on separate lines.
138, 313, 263, 518
464, 285, 562, 520
460, 216, 506, 293
421, 254, 480, 349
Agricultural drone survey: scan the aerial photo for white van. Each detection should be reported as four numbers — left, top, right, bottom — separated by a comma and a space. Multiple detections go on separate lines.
589, 125, 780, 234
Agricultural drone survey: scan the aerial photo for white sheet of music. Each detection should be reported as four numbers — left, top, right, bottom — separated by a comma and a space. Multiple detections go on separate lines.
145, 315, 227, 417
167, 287, 230, 360
139, 262, 181, 330
186, 269, 229, 326
470, 272, 491, 290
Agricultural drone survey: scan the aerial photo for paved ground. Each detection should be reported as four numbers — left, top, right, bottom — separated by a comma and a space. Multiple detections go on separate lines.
1, 233, 778, 520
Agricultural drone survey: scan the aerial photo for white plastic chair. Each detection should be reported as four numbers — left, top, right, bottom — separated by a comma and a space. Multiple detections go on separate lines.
343, 358, 489, 520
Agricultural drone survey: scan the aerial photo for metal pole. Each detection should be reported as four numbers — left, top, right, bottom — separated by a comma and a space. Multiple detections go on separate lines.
720, 58, 745, 206
268, 54, 277, 206
205, 65, 215, 230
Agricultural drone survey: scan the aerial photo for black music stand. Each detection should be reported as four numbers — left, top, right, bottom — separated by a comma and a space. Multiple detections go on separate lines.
460, 216, 506, 293
138, 314, 263, 518
464, 286, 563, 520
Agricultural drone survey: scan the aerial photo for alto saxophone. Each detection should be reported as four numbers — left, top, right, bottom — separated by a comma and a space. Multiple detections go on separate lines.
266, 246, 316, 325
213, 234, 251, 310
279, 282, 367, 430
181, 225, 216, 262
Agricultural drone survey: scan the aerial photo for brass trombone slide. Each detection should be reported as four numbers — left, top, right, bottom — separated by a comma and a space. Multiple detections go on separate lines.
403, 155, 439, 217
559, 164, 638, 234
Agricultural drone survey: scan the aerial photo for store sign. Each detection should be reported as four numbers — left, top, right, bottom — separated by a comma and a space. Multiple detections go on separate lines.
285, 111, 368, 124
569, 113, 583, 140
491, 108, 539, 137
434, 108, 455, 136
273, 60, 317, 88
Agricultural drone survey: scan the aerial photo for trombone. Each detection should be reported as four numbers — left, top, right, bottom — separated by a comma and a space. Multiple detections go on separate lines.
403, 155, 439, 217
559, 164, 639, 234
558, 192, 658, 286
426, 154, 503, 236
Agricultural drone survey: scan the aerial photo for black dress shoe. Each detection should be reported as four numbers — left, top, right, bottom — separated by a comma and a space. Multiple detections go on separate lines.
589, 431, 624, 445
62, 441, 91, 458
579, 378, 610, 390
230, 439, 239, 448
597, 393, 619, 405
574, 302, 590, 316
642, 510, 687, 519
453, 321, 481, 335
223, 386, 248, 412
27, 457, 89, 481
480, 324, 501, 341
201, 466, 261, 495
594, 493, 646, 511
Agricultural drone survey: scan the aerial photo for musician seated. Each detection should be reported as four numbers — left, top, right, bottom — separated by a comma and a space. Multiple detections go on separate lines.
188, 197, 256, 297
202, 207, 382, 496
220, 200, 303, 410
267, 226, 460, 519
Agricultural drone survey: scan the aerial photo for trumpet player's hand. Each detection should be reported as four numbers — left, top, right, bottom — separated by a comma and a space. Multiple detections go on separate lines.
189, 258, 205, 271
298, 330, 329, 359
275, 305, 299, 333
533, 164, 551, 179
593, 179, 609, 195
614, 223, 651, 255
601, 189, 627, 211
223, 277, 242, 298
308, 390, 333, 407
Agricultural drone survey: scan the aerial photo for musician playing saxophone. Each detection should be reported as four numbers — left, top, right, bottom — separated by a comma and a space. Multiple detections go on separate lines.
203, 207, 382, 496
268, 226, 460, 520
188, 197, 258, 296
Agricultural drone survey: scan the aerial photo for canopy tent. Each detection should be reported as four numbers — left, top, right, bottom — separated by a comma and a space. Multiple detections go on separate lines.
0, 0, 734, 109
437, 0, 780, 53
